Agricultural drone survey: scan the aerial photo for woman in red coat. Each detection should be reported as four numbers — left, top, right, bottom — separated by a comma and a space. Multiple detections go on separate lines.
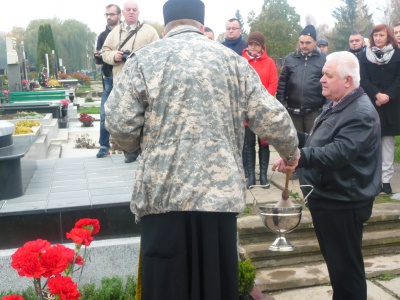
242, 31, 278, 188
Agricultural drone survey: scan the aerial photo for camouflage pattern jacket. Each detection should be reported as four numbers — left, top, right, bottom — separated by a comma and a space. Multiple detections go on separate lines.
105, 26, 299, 222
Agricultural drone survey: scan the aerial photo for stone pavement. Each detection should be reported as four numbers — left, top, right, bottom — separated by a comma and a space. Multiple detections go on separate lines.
58, 118, 400, 299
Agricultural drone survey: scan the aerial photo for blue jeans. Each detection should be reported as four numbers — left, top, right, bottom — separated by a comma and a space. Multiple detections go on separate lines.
99, 76, 113, 149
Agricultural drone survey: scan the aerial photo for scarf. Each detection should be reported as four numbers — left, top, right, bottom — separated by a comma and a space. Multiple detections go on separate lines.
366, 44, 394, 65
245, 49, 262, 59
224, 36, 244, 48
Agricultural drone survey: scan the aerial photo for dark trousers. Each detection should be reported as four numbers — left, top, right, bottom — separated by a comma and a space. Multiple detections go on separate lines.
140, 211, 239, 300
289, 110, 320, 134
310, 203, 373, 300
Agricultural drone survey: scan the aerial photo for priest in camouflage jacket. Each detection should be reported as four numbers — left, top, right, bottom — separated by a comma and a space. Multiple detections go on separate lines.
105, 0, 300, 298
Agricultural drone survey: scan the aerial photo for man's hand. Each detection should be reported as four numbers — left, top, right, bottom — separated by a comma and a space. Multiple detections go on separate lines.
114, 50, 125, 62
272, 154, 300, 173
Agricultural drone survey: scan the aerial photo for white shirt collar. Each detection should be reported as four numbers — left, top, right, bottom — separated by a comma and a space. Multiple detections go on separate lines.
124, 22, 137, 31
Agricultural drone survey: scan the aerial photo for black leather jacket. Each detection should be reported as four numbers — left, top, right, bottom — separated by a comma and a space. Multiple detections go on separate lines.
277, 47, 326, 110
297, 88, 381, 210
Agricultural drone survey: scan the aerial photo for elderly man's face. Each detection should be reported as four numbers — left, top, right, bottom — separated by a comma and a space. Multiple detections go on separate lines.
349, 35, 365, 51
299, 35, 316, 55
394, 26, 400, 45
320, 61, 349, 104
225, 20, 242, 40
123, 1, 139, 25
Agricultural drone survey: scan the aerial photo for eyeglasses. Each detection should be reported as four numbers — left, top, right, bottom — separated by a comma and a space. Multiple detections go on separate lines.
226, 27, 241, 31
104, 13, 118, 17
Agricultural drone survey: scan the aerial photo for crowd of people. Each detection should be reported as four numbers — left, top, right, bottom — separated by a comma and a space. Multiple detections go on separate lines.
92, 1, 399, 299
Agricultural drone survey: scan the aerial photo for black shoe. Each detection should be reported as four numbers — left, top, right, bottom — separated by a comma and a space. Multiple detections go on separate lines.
259, 144, 270, 189
124, 156, 137, 163
382, 183, 392, 195
260, 177, 270, 189
246, 174, 256, 189
124, 150, 141, 163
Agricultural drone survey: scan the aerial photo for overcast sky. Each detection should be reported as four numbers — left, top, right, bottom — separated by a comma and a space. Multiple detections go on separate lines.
0, 0, 382, 37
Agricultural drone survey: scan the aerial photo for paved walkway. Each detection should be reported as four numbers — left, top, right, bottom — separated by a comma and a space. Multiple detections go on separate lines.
1, 117, 399, 299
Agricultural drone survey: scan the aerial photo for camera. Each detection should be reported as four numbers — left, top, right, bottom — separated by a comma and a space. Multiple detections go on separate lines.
121, 50, 131, 62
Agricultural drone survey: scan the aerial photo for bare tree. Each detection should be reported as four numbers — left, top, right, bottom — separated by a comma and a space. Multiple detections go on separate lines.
305, 15, 317, 26
379, 0, 400, 26
377, 0, 391, 25
317, 24, 331, 40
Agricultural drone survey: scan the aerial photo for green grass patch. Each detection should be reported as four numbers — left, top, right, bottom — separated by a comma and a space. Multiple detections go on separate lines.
374, 193, 395, 204
77, 86, 93, 92
242, 205, 252, 217
78, 106, 100, 114
374, 273, 397, 281
395, 136, 400, 163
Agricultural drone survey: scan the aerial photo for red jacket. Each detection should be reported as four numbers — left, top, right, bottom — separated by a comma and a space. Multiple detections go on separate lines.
242, 48, 278, 138
242, 49, 278, 96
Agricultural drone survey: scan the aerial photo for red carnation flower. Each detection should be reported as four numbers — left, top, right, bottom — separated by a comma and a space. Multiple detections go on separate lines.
74, 255, 84, 266
40, 244, 70, 277
11, 239, 52, 278
22, 239, 51, 254
48, 276, 81, 300
74, 218, 100, 235
57, 244, 83, 266
11, 250, 45, 278
2, 295, 24, 300
66, 228, 93, 246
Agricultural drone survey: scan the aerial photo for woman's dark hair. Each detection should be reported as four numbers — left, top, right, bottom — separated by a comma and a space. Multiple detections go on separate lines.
369, 24, 398, 49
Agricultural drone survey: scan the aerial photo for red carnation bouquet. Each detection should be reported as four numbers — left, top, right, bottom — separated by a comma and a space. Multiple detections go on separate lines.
6, 218, 100, 300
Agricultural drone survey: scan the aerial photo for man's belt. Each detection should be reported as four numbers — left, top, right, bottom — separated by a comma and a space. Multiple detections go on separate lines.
287, 107, 321, 115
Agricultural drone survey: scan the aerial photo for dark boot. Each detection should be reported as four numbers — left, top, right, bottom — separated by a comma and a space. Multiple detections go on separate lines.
259, 144, 270, 189
244, 127, 256, 189
242, 148, 248, 178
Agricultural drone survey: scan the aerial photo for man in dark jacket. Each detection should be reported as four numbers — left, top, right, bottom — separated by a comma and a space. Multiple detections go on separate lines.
222, 18, 247, 55
274, 51, 381, 300
348, 32, 366, 59
277, 24, 326, 134
93, 4, 121, 158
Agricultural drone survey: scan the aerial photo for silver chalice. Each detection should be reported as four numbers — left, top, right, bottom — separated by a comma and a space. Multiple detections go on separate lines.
259, 204, 303, 252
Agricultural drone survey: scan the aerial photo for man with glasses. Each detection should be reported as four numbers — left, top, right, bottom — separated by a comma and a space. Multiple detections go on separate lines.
222, 18, 247, 55
102, 0, 159, 163
94, 4, 121, 159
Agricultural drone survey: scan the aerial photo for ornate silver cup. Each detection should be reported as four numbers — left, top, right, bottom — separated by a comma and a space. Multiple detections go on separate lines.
259, 204, 303, 252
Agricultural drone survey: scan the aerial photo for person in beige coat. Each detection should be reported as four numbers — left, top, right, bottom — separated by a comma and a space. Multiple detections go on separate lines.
101, 0, 159, 163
